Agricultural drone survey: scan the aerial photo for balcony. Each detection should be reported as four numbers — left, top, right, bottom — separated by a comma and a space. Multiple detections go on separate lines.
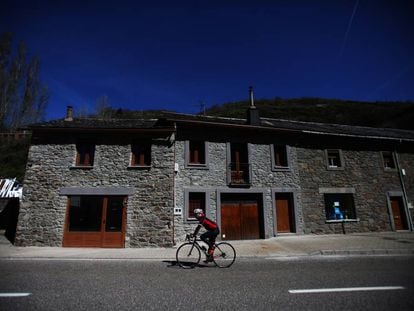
227, 163, 251, 187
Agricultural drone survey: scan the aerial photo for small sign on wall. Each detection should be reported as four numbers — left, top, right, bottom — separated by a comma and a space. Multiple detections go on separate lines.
174, 207, 182, 216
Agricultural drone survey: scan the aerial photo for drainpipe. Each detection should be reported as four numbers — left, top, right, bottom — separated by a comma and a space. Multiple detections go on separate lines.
171, 122, 177, 245
394, 151, 413, 231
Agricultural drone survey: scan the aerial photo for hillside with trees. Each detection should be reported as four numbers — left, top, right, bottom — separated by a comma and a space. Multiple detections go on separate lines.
94, 98, 414, 130
204, 98, 414, 130
89, 98, 414, 130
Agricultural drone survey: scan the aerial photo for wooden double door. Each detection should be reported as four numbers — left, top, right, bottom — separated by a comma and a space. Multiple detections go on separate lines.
63, 196, 127, 248
221, 194, 263, 240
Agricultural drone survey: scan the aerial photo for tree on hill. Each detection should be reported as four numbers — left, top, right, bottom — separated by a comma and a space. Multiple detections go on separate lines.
0, 32, 49, 131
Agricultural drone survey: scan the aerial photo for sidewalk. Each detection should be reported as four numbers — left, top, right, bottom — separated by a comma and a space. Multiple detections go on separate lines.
0, 232, 413, 261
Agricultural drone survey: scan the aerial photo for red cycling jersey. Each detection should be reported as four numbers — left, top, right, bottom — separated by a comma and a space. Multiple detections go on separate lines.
199, 216, 218, 231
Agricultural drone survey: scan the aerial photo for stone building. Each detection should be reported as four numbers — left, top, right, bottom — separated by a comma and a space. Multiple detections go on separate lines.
15, 111, 176, 247
14, 104, 414, 247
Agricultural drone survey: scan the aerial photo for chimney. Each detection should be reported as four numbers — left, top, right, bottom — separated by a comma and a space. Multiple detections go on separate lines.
247, 86, 260, 125
65, 105, 73, 121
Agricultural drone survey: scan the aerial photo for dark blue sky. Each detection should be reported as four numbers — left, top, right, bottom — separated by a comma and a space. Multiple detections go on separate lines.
2, 0, 414, 120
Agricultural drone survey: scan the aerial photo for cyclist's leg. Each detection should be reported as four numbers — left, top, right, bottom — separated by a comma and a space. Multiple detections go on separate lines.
200, 231, 214, 261
204, 229, 220, 258
200, 231, 211, 247
210, 228, 219, 246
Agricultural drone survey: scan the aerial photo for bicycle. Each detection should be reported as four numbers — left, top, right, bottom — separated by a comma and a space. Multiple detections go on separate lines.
176, 234, 236, 268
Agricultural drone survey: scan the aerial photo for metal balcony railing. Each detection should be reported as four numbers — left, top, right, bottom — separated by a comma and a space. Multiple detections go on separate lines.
227, 163, 251, 187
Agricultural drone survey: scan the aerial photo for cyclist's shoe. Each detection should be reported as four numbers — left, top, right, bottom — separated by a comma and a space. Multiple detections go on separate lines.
200, 246, 207, 251
203, 255, 214, 263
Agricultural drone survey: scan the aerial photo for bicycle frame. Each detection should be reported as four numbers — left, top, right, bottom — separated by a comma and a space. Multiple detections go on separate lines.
185, 234, 209, 255
176, 233, 236, 268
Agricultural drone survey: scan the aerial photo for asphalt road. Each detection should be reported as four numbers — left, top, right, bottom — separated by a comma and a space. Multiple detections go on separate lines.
1, 256, 413, 310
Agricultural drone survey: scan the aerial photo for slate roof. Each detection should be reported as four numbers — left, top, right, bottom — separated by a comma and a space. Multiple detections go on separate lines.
27, 112, 414, 142
260, 118, 414, 141
163, 112, 414, 142
28, 118, 169, 130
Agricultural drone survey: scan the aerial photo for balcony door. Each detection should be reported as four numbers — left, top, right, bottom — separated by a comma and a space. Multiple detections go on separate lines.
229, 143, 250, 186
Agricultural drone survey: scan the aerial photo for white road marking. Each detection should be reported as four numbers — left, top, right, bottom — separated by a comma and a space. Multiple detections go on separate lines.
289, 286, 405, 294
0, 293, 32, 297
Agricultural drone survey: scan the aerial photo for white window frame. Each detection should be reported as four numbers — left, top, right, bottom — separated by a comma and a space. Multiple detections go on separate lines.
325, 149, 344, 170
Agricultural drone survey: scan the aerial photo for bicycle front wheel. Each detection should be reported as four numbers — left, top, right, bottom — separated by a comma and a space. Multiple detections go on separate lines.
176, 242, 201, 269
213, 242, 236, 268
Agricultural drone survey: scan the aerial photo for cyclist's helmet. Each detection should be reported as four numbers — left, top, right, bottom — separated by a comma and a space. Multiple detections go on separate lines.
193, 208, 205, 219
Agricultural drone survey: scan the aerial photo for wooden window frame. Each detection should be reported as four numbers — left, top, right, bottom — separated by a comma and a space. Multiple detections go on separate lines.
129, 142, 151, 168
184, 189, 209, 222
271, 144, 290, 171
226, 142, 251, 187
74, 142, 95, 168
63, 195, 127, 248
185, 141, 209, 169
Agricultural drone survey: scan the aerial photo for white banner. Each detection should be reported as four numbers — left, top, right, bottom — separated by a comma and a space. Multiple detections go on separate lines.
0, 179, 22, 198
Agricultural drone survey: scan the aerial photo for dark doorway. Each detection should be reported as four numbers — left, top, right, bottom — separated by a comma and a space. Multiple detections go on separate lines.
0, 198, 20, 244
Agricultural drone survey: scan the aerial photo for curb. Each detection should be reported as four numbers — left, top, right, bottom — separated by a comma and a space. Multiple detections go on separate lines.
312, 249, 414, 256
1, 249, 413, 261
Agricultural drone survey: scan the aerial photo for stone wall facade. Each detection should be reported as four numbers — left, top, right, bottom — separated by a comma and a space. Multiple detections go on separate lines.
174, 135, 414, 241
15, 135, 175, 247
15, 124, 414, 247
173, 139, 303, 242
297, 146, 412, 234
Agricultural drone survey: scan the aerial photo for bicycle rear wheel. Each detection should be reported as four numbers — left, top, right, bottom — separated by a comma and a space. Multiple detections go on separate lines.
176, 242, 201, 269
213, 242, 236, 268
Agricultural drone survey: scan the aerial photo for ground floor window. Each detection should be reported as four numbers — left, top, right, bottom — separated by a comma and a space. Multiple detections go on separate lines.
187, 192, 206, 220
324, 193, 356, 221
68, 196, 103, 231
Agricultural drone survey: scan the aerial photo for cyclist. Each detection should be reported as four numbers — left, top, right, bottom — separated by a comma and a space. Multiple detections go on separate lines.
192, 208, 220, 262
